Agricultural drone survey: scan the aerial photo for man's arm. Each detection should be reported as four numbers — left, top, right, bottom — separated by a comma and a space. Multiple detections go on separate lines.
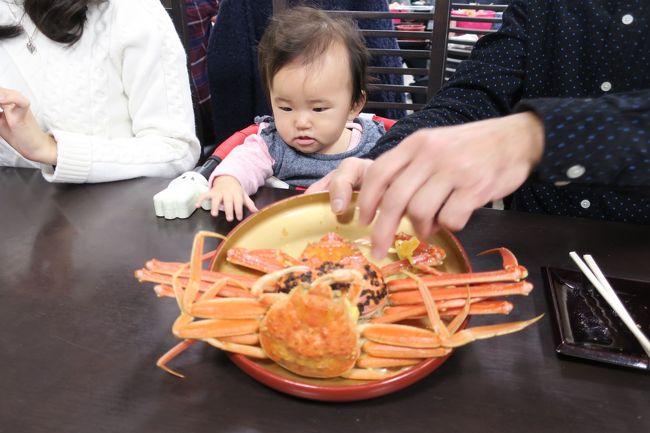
517, 90, 650, 187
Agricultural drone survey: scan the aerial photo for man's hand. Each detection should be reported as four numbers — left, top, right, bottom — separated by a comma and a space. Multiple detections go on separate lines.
360, 112, 544, 258
305, 157, 372, 213
310, 113, 545, 259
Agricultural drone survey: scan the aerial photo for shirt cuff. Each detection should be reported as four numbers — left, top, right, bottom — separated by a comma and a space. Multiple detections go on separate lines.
514, 97, 594, 185
41, 130, 93, 183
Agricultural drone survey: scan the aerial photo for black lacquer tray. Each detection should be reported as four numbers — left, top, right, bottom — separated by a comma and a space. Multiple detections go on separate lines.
543, 266, 650, 370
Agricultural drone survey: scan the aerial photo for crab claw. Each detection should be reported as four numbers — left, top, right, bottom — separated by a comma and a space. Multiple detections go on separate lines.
477, 247, 528, 278
227, 248, 302, 273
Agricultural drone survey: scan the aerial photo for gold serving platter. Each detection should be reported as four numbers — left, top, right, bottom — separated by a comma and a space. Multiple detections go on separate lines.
210, 192, 471, 401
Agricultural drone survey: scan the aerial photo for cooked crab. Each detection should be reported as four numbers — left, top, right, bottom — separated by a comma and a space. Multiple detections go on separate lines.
135, 231, 542, 379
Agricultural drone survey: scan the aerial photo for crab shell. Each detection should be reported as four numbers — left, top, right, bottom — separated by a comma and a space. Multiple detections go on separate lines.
259, 277, 361, 378
299, 232, 365, 266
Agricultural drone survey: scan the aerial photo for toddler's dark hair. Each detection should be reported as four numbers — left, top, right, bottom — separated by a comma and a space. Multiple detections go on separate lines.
258, 6, 370, 107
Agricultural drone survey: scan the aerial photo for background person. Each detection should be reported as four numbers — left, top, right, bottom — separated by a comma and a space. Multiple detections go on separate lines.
0, 0, 200, 183
185, 0, 220, 157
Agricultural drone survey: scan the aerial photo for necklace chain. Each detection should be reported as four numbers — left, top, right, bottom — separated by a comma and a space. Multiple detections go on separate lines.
5, 1, 38, 54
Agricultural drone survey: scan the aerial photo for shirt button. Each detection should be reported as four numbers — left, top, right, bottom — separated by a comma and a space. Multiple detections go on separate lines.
622, 14, 634, 25
600, 81, 612, 92
580, 199, 591, 209
566, 165, 586, 179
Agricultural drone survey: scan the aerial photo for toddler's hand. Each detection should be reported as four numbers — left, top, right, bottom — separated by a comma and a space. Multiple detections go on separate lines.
196, 175, 258, 221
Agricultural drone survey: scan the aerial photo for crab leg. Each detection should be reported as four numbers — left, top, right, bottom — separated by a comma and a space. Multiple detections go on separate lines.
159, 232, 267, 372
389, 281, 533, 305
157, 339, 197, 378
443, 300, 513, 317
410, 270, 450, 339
135, 236, 255, 288
136, 248, 218, 280
443, 316, 544, 347
155, 234, 230, 378
414, 266, 545, 349
147, 249, 217, 269
173, 250, 264, 337
362, 341, 451, 359
389, 297, 486, 311
388, 247, 528, 292
360, 323, 442, 347
186, 289, 286, 321
341, 368, 406, 380
388, 267, 529, 291
136, 266, 255, 289
164, 231, 228, 313
203, 337, 267, 358
227, 247, 302, 273
190, 298, 270, 319
173, 317, 260, 339
220, 334, 259, 345
356, 355, 423, 368
361, 270, 541, 357
142, 257, 242, 279
152, 283, 253, 300
373, 299, 513, 324
446, 291, 471, 334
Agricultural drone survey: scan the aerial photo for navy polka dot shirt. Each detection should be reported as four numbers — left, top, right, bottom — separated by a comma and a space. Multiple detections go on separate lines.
369, 0, 650, 224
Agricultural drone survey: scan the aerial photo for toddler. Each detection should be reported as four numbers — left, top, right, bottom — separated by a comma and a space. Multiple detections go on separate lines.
196, 6, 385, 220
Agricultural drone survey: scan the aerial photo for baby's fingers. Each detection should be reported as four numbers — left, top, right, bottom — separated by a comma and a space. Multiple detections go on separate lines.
243, 195, 258, 214
232, 194, 244, 221
222, 194, 236, 221
195, 192, 210, 208
210, 195, 225, 217
232, 192, 256, 221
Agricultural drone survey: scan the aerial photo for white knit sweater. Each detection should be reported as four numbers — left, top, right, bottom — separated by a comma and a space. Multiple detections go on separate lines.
0, 0, 200, 183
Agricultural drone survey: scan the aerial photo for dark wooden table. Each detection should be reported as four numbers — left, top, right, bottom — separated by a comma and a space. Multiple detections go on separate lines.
1, 167, 648, 433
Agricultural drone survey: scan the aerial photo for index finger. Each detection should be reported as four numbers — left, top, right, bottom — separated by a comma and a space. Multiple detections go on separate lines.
357, 140, 418, 226
327, 158, 371, 214
304, 171, 333, 194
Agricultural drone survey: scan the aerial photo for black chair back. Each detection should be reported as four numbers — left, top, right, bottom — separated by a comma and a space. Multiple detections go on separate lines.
273, 0, 440, 114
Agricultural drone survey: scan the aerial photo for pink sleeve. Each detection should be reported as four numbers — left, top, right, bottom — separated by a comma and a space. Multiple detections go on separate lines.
209, 130, 275, 195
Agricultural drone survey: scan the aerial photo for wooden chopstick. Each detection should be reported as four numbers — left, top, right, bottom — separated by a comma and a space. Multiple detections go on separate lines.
569, 251, 650, 359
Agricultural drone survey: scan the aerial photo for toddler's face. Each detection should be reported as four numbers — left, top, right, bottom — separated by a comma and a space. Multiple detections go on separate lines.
269, 41, 363, 155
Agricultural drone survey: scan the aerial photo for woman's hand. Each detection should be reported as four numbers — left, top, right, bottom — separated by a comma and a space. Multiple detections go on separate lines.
0, 88, 57, 165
